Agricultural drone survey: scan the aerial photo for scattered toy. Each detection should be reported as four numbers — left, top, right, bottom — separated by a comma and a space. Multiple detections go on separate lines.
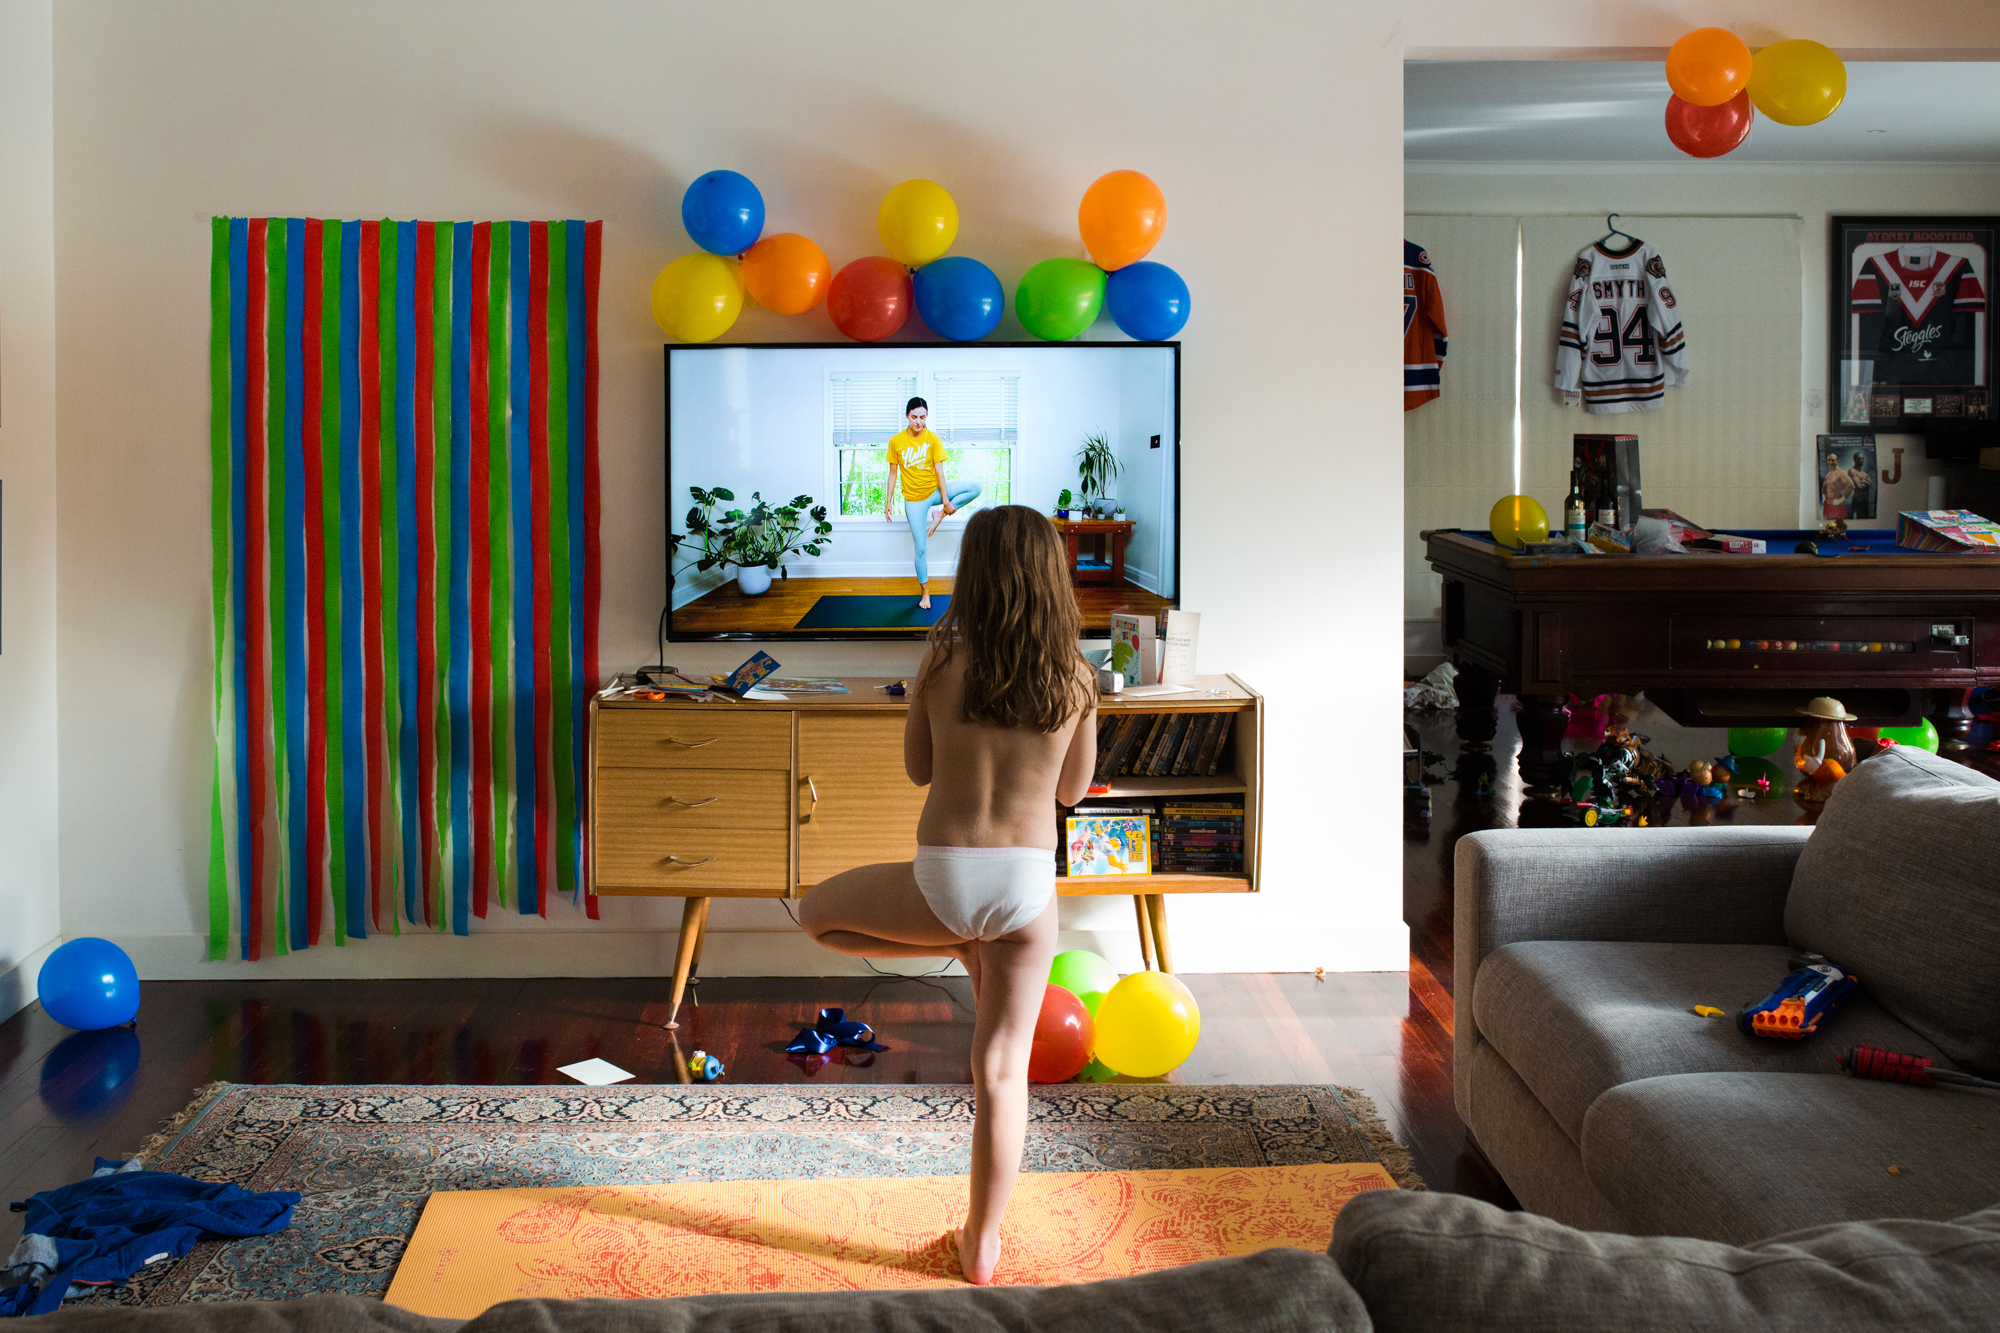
1692, 1005, 1724, 1018
687, 1050, 725, 1082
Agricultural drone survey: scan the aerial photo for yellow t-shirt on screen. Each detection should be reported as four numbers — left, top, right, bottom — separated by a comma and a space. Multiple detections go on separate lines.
889, 428, 950, 501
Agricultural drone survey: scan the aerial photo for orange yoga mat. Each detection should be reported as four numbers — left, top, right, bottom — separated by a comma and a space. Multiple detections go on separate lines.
385, 1163, 1395, 1317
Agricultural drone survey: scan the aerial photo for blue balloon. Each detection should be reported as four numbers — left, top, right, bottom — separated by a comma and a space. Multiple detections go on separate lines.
681, 170, 765, 256
1105, 261, 1190, 342
38, 937, 140, 1030
40, 1026, 141, 1122
912, 257, 1005, 342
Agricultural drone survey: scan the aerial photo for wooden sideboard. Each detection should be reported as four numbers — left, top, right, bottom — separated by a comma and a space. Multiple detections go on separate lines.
588, 674, 1263, 1024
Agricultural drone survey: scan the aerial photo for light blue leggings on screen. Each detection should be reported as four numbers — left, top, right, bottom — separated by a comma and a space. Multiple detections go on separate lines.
905, 483, 983, 584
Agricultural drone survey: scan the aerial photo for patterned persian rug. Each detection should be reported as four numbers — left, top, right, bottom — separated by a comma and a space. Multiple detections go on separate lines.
65, 1082, 1415, 1308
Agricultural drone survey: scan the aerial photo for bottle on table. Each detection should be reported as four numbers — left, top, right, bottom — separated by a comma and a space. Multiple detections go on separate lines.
1565, 468, 1588, 543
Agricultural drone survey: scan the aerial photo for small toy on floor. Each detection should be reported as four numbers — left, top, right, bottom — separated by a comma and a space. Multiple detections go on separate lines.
1793, 697, 1857, 802
687, 1050, 725, 1082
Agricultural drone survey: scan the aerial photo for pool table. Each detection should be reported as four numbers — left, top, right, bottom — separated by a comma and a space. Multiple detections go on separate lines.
1422, 527, 2000, 795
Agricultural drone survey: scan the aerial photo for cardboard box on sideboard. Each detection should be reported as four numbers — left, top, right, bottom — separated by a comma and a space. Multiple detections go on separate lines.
1574, 434, 1642, 529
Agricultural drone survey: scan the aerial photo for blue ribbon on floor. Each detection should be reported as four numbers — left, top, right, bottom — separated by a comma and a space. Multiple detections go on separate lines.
784, 1008, 887, 1056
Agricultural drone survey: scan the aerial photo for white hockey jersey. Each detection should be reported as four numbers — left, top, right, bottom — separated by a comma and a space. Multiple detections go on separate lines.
1555, 241, 1688, 414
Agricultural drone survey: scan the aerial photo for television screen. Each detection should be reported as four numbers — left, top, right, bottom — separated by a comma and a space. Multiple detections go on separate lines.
665, 342, 1179, 640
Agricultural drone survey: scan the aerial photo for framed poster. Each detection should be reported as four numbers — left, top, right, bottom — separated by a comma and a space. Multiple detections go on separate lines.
1830, 216, 1995, 438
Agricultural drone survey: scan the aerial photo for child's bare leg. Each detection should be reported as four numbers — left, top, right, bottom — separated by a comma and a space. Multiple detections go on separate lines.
799, 861, 961, 957
957, 899, 1058, 1284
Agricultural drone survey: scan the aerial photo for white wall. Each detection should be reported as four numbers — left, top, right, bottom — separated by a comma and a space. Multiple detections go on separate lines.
43, 2, 2000, 980
0, 0, 62, 1020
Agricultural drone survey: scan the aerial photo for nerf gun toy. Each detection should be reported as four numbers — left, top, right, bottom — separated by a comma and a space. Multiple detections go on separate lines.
1838, 1045, 2000, 1091
1739, 953, 1857, 1039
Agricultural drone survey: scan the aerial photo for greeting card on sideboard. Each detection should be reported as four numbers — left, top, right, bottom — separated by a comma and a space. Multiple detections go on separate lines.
1109, 612, 1156, 687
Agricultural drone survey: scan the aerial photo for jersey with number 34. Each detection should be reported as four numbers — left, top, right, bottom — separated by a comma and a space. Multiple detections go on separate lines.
1556, 241, 1688, 414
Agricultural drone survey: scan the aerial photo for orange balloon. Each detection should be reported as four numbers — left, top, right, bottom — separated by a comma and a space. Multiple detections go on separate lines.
741, 232, 832, 315
1666, 27, 1752, 107
1078, 170, 1166, 272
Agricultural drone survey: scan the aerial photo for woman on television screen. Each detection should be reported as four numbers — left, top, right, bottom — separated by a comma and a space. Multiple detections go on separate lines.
886, 397, 982, 610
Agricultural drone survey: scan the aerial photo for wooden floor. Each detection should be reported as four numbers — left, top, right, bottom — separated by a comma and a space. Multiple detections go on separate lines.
675, 576, 1174, 636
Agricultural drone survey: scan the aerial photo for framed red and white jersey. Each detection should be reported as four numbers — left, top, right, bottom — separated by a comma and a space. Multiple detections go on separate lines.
1831, 216, 1996, 443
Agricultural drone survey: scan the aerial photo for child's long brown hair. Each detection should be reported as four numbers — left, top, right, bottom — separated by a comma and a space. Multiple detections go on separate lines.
920, 505, 1090, 732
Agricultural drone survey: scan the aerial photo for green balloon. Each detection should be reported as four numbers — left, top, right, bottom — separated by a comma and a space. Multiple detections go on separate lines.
1015, 258, 1106, 341
1048, 949, 1118, 1010
1878, 718, 1940, 753
1727, 726, 1789, 758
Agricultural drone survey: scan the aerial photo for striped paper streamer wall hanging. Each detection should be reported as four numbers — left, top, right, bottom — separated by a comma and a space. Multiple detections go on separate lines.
208, 218, 603, 960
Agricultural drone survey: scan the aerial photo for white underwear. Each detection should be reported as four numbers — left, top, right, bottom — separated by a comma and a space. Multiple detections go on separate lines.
912, 845, 1056, 942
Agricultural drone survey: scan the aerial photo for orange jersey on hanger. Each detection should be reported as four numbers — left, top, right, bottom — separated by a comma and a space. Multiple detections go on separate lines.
1404, 241, 1447, 410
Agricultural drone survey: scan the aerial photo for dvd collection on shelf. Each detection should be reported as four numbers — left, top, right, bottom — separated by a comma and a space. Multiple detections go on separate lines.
1090, 710, 1234, 782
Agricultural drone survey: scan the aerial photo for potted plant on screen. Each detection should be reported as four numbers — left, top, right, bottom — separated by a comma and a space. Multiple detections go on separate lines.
1077, 432, 1121, 515
668, 487, 832, 597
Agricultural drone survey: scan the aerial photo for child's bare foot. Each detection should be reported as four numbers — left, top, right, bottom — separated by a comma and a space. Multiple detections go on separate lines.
955, 1224, 1000, 1285
919, 594, 932, 610
927, 506, 948, 537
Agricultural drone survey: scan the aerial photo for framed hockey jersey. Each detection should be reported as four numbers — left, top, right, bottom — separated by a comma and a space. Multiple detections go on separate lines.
1404, 240, 1447, 410
1555, 239, 1687, 414
1831, 216, 1995, 439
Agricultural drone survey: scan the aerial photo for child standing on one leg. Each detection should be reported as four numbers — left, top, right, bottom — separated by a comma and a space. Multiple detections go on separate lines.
800, 505, 1096, 1284
885, 397, 983, 610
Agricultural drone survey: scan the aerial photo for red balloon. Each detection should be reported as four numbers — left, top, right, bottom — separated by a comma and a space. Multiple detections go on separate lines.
1027, 985, 1094, 1083
827, 256, 912, 342
1664, 90, 1753, 159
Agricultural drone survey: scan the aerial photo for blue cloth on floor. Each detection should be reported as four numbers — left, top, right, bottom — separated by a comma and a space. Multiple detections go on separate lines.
2, 1158, 299, 1317
783, 1007, 888, 1056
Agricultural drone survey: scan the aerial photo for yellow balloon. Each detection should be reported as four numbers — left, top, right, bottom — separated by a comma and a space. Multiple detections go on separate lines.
877, 179, 959, 268
1748, 39, 1846, 127
650, 253, 742, 343
1489, 495, 1549, 550
1092, 972, 1200, 1078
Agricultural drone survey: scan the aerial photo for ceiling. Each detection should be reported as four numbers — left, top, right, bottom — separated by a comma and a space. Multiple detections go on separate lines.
1406, 61, 2000, 164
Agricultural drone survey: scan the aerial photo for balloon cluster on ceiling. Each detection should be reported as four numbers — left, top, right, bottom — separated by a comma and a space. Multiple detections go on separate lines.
648, 170, 1189, 345
1662, 29, 1847, 159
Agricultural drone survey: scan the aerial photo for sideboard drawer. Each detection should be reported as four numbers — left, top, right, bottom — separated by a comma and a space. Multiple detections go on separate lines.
594, 709, 791, 771
594, 827, 789, 893
595, 768, 789, 832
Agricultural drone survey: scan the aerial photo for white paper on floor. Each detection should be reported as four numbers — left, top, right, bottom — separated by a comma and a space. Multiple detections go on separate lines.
557, 1057, 636, 1085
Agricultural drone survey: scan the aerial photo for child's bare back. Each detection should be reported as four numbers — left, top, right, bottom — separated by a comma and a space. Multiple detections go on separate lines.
912, 649, 1098, 849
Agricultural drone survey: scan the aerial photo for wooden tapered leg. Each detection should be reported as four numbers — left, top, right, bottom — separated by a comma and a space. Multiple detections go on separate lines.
1145, 894, 1175, 973
1133, 895, 1156, 970
666, 896, 711, 1030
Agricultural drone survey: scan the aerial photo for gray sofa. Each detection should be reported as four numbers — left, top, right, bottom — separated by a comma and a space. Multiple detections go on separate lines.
18, 1194, 2000, 1330
1455, 744, 2000, 1242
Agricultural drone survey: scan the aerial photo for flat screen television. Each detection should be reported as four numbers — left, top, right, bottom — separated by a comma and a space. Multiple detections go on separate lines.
665, 342, 1180, 641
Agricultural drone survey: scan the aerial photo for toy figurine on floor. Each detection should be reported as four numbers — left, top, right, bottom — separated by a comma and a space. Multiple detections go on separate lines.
1793, 697, 1858, 802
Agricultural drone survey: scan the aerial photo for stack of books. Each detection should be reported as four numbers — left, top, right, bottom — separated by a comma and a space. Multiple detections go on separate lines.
1159, 800, 1244, 875
1091, 711, 1234, 785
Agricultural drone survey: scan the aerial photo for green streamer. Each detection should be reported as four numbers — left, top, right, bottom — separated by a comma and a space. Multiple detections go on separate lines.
547, 222, 575, 895
206, 217, 232, 962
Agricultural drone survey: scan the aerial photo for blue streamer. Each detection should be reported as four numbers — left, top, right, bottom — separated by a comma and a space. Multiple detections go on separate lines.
509, 221, 537, 915
338, 220, 368, 939
448, 222, 474, 936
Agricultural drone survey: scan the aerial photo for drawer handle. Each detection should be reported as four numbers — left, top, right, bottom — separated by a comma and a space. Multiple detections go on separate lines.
662, 855, 718, 868
801, 775, 819, 823
664, 736, 721, 749
662, 795, 722, 809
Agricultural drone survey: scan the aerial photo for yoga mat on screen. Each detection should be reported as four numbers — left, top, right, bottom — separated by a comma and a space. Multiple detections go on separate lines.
207, 218, 603, 959
792, 595, 952, 630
